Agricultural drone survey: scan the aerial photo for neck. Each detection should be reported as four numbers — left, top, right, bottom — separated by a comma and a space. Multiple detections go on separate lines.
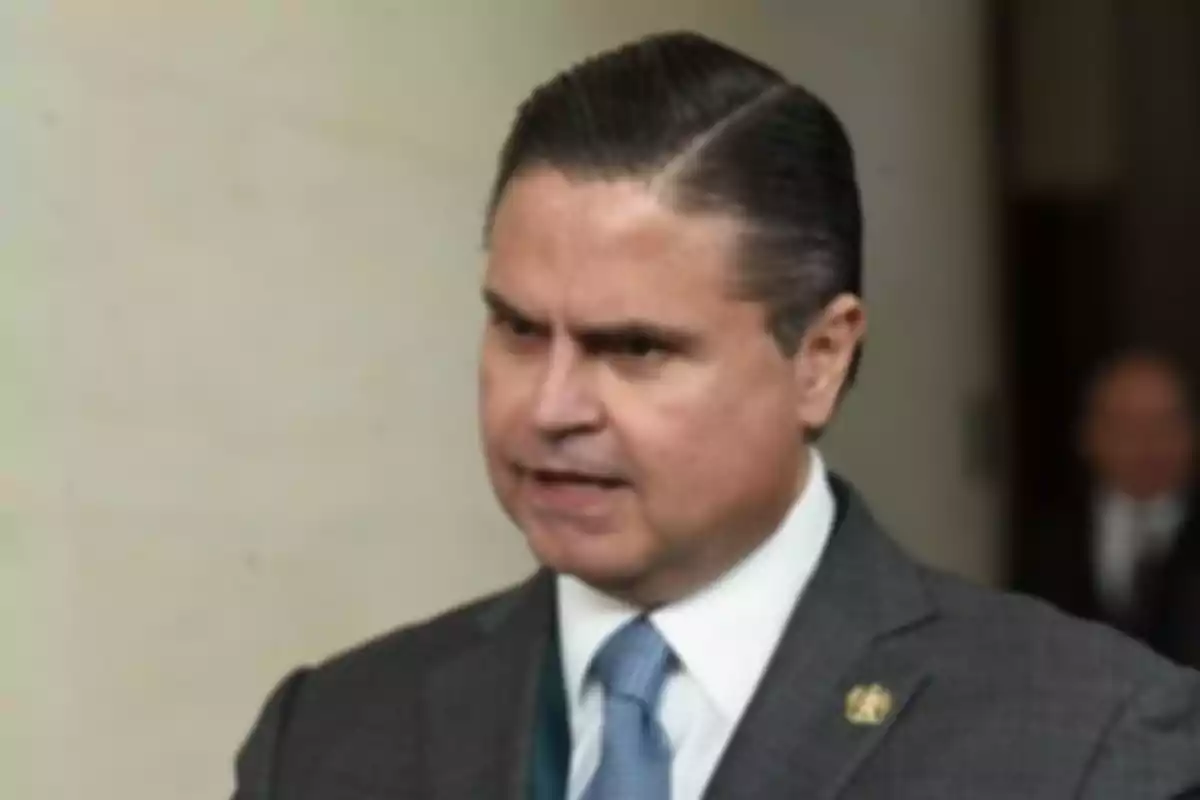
1101, 485, 1183, 505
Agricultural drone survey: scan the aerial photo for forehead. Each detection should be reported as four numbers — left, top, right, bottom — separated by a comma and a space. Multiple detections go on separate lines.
1098, 362, 1184, 407
485, 169, 745, 323
1092, 362, 1192, 426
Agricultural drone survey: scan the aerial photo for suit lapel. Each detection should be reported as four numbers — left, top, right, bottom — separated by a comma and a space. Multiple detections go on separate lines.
702, 478, 936, 800
423, 571, 555, 800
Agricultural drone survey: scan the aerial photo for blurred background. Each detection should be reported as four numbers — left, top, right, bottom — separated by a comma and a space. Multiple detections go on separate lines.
3, 1, 1198, 798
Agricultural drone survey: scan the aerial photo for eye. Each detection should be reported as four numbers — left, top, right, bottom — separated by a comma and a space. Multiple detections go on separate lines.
616, 334, 667, 359
488, 309, 540, 340
504, 316, 539, 338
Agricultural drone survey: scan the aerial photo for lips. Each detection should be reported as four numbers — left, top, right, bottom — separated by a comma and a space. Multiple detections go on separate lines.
517, 465, 630, 516
527, 468, 627, 489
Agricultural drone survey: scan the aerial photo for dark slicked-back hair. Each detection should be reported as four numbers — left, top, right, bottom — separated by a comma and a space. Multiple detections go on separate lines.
485, 31, 863, 381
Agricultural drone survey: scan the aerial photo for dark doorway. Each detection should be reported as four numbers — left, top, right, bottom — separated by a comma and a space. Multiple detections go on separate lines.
992, 0, 1200, 591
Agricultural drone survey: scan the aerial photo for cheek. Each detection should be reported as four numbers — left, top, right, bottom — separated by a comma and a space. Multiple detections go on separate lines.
615, 371, 797, 511
479, 378, 520, 477
479, 346, 531, 434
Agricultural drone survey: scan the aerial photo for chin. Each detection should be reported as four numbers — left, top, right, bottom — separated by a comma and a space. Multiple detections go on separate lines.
561, 558, 647, 589
524, 518, 652, 586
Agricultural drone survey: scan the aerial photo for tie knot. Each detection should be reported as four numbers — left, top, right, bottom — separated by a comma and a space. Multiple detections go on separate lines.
588, 617, 675, 709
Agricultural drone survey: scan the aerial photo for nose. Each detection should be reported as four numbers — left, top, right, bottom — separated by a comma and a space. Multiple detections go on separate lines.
532, 341, 603, 438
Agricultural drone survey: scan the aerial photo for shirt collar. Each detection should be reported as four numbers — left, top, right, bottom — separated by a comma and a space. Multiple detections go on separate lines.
1097, 489, 1187, 554
556, 448, 836, 723
1098, 490, 1186, 529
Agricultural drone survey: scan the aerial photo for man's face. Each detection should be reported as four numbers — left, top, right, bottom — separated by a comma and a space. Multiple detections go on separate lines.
1085, 359, 1195, 500
479, 169, 856, 605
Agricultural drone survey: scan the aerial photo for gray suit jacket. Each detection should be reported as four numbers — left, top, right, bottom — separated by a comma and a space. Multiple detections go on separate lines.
233, 478, 1200, 798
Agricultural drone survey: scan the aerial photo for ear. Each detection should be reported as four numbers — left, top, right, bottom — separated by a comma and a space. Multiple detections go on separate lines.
793, 294, 866, 430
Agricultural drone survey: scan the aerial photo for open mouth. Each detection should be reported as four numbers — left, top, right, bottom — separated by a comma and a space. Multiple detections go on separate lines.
526, 468, 628, 490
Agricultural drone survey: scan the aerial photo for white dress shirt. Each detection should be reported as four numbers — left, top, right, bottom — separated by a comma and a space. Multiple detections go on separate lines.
556, 449, 836, 800
1093, 491, 1184, 617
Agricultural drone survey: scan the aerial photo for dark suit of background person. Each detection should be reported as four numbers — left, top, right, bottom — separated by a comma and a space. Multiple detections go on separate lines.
1015, 351, 1200, 670
232, 32, 1200, 800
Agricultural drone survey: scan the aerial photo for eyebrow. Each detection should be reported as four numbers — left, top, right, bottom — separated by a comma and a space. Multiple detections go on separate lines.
481, 288, 699, 350
482, 289, 551, 335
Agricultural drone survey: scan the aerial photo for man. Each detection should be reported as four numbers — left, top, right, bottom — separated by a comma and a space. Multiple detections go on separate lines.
232, 32, 1200, 799
1017, 350, 1200, 667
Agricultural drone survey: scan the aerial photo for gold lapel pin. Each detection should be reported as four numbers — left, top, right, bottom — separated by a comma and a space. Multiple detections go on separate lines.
845, 683, 894, 726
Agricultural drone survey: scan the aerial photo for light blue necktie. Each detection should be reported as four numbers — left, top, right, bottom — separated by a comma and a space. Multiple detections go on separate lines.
581, 617, 675, 800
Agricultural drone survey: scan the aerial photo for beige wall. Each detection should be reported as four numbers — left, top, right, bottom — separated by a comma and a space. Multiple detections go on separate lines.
759, 1, 999, 583
2, 2, 993, 798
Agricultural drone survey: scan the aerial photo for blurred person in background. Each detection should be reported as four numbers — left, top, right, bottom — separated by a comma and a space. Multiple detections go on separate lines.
1020, 349, 1200, 667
